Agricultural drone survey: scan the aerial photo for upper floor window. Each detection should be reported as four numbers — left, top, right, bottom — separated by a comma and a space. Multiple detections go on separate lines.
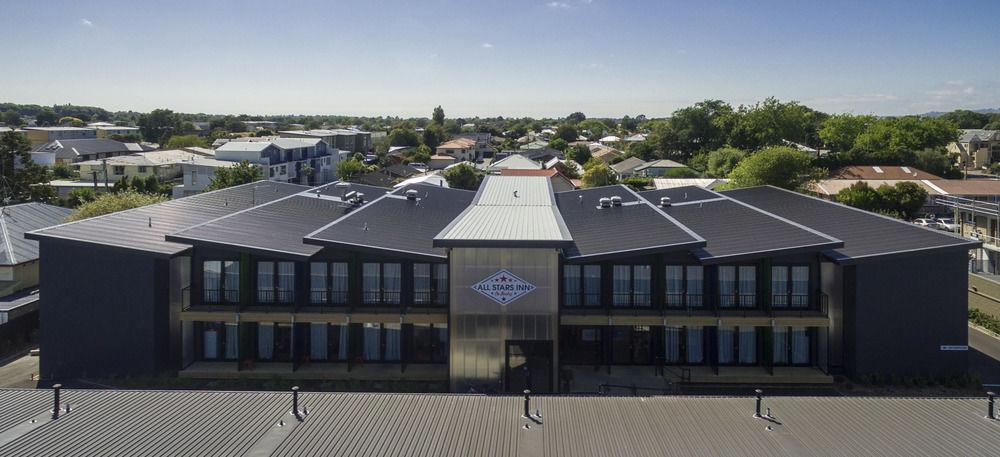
665, 265, 704, 308
203, 260, 239, 303
310, 262, 349, 305
363, 263, 401, 305
413, 263, 448, 306
138, 166, 147, 173
771, 266, 809, 308
612, 265, 651, 307
113, 166, 125, 175
257, 261, 295, 303
563, 264, 601, 307
718, 265, 756, 308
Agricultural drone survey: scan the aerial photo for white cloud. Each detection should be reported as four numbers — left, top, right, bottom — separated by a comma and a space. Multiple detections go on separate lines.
547, 1, 570, 8
80, 18, 93, 27
481, 43, 494, 49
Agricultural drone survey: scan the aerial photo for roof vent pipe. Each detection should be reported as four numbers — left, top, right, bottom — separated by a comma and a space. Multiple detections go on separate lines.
598, 197, 612, 208
405, 189, 419, 200
335, 182, 350, 198
610, 196, 623, 206
660, 197, 671, 207
52, 384, 62, 420
291, 386, 303, 421
523, 390, 531, 418
754, 389, 763, 418
989, 391, 996, 420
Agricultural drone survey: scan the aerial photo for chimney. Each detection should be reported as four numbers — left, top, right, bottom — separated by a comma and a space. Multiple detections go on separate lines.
405, 189, 418, 201
660, 196, 671, 207
523, 389, 531, 418
291, 386, 303, 421
52, 384, 62, 420
610, 196, 623, 207
598, 197, 612, 208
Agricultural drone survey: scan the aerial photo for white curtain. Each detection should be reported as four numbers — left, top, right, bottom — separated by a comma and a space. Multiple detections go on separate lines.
310, 262, 327, 303
203, 328, 218, 359
363, 324, 381, 360
331, 263, 349, 304
415, 263, 432, 305
384, 264, 402, 304
257, 262, 274, 302
203, 261, 221, 301
738, 266, 756, 307
771, 266, 788, 307
385, 324, 401, 361
718, 327, 734, 364
223, 261, 240, 301
337, 324, 349, 360
225, 324, 238, 360
739, 327, 756, 364
792, 327, 810, 364
258, 323, 274, 360
664, 327, 681, 363
363, 263, 380, 304
633, 265, 651, 306
773, 327, 788, 364
686, 266, 703, 307
310, 323, 328, 360
612, 265, 630, 306
278, 262, 295, 302
791, 266, 809, 307
665, 266, 683, 306
563, 265, 581, 306
686, 327, 703, 363
718, 266, 736, 307
583, 265, 601, 306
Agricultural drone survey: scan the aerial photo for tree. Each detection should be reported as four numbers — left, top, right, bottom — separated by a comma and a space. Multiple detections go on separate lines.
666, 100, 734, 158
58, 116, 85, 127
724, 146, 822, 190
303, 118, 322, 130
626, 141, 656, 161
913, 148, 962, 179
50, 162, 78, 179
728, 98, 825, 151
850, 116, 958, 164
165, 134, 209, 149
432, 106, 445, 126
0, 131, 53, 203
553, 124, 578, 142
835, 181, 883, 213
143, 175, 164, 195
565, 144, 592, 165
442, 163, 483, 190
138, 109, 181, 143
406, 145, 432, 164
387, 128, 420, 147
206, 161, 263, 191
577, 119, 607, 140
581, 162, 618, 188
1, 110, 22, 127
336, 159, 364, 181
938, 109, 990, 129
835, 181, 927, 220
705, 147, 747, 178
35, 109, 58, 126
66, 191, 167, 222
566, 112, 586, 124
552, 161, 580, 179
65, 188, 97, 208
819, 114, 876, 152
421, 125, 444, 149
549, 138, 568, 151
622, 176, 653, 190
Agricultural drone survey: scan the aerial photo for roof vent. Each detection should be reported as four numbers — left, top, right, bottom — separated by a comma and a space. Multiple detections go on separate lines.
335, 182, 350, 197
610, 196, 623, 206
353, 192, 365, 205
598, 197, 612, 208
660, 196, 671, 207
405, 189, 418, 200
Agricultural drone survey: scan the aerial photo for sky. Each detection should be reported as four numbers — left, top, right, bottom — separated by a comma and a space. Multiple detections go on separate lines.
2, 0, 999, 118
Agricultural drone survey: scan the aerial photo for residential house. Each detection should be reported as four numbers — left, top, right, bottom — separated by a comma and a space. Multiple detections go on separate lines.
215, 137, 338, 185
634, 159, 689, 177
77, 149, 215, 184
829, 165, 941, 180
428, 154, 457, 170
610, 157, 647, 178
384, 164, 420, 179
435, 138, 478, 162
243, 121, 280, 132
94, 126, 141, 139
589, 143, 624, 164
172, 157, 237, 198
485, 154, 542, 173
453, 132, 495, 157
624, 133, 647, 142
279, 128, 373, 153
31, 139, 153, 166
598, 135, 621, 145
653, 178, 729, 190
950, 129, 1000, 169
20, 127, 95, 146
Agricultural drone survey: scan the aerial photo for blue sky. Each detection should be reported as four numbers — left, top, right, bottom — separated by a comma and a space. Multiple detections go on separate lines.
2, 0, 999, 118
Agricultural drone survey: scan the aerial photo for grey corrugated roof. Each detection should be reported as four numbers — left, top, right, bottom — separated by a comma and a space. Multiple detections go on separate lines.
32, 139, 149, 160
722, 186, 979, 263
435, 176, 572, 247
0, 389, 997, 456
640, 186, 721, 205
555, 186, 704, 259
26, 182, 308, 257
307, 184, 475, 259
610, 156, 646, 174
0, 203, 72, 265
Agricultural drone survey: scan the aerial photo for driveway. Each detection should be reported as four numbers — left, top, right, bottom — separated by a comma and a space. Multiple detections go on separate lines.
969, 326, 1000, 386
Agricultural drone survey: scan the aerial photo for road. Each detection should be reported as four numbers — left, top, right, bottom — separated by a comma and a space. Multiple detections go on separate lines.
969, 326, 1000, 386
0, 353, 39, 388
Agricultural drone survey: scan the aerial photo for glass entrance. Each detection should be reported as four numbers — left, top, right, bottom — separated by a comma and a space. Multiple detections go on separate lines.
505, 340, 553, 393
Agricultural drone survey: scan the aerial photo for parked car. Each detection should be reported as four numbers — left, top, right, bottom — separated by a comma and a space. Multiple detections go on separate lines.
934, 218, 959, 232
913, 218, 936, 228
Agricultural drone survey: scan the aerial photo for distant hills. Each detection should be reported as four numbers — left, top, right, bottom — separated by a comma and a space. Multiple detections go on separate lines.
922, 108, 1000, 117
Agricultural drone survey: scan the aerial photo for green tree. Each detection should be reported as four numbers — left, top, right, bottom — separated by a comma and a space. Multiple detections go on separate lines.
724, 146, 823, 190
622, 176, 653, 190
34, 109, 58, 126
421, 124, 444, 149
626, 141, 657, 161
442, 163, 483, 190
0, 131, 53, 203
388, 128, 420, 147
549, 138, 568, 151
165, 134, 209, 149
303, 118, 322, 130
65, 187, 97, 208
50, 162, 78, 179
432, 106, 445, 126
728, 98, 825, 151
406, 145, 433, 164
819, 114, 876, 152
565, 144, 592, 165
143, 175, 163, 195
835, 181, 927, 220
58, 116, 85, 127
130, 175, 145, 192
1, 110, 22, 127
577, 119, 607, 140
552, 161, 580, 179
850, 116, 959, 164
913, 148, 962, 179
206, 161, 263, 191
938, 109, 990, 129
138, 108, 181, 143
553, 124, 578, 142
581, 162, 618, 188
66, 190, 167, 222
566, 112, 587, 124
705, 147, 747, 178
667, 100, 734, 158
835, 181, 883, 213
336, 159, 364, 181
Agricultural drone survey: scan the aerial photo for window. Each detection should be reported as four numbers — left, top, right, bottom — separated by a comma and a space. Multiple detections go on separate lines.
773, 327, 811, 365
203, 260, 239, 303
307, 323, 348, 361
270, 167, 276, 178
310, 262, 327, 303
138, 166, 147, 173
361, 323, 401, 362
199, 322, 238, 360
362, 263, 401, 305
771, 266, 810, 308
410, 324, 448, 363
718, 326, 757, 365
612, 265, 651, 307
191, 170, 198, 185
610, 326, 653, 364
665, 265, 704, 308
718, 266, 756, 308
413, 263, 448, 305
256, 261, 295, 303
560, 326, 603, 365
563, 265, 601, 307
257, 323, 292, 362
113, 166, 125, 175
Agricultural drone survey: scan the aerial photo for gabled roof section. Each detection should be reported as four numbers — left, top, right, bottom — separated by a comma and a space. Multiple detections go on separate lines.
722, 186, 979, 263
488, 154, 542, 171
306, 184, 475, 259
829, 165, 940, 180
556, 186, 704, 260
434, 175, 572, 248
0, 203, 72, 265
26, 181, 308, 257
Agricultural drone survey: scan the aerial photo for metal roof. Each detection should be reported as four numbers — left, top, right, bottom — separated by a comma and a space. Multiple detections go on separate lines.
434, 176, 572, 248
0, 289, 39, 313
26, 182, 308, 257
0, 203, 72, 265
0, 389, 997, 456
722, 186, 979, 263
640, 186, 721, 205
556, 186, 704, 260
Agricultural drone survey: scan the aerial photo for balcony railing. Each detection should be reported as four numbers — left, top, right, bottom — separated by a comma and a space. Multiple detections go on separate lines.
203, 288, 240, 305
770, 293, 810, 308
308, 290, 349, 306
717, 293, 757, 309
612, 292, 652, 308
413, 291, 448, 307
255, 289, 295, 304
664, 293, 706, 311
771, 291, 829, 317
563, 292, 602, 307
362, 290, 402, 306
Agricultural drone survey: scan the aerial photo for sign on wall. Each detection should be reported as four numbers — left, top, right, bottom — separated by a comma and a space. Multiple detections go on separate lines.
939, 345, 968, 351
471, 269, 536, 305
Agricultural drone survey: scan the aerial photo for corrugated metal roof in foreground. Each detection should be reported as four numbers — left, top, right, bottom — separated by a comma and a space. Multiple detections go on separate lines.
0, 389, 996, 456
722, 186, 980, 262
25, 181, 308, 256
435, 176, 572, 247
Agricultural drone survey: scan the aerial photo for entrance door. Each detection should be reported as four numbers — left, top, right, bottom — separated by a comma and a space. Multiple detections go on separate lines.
505, 340, 553, 393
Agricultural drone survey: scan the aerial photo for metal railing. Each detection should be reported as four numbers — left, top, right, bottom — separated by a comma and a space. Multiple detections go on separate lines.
664, 293, 705, 310
770, 293, 810, 308
255, 289, 295, 304
563, 293, 602, 307
202, 289, 240, 305
717, 293, 757, 309
413, 291, 448, 307
611, 292, 652, 308
362, 290, 402, 306
771, 291, 829, 317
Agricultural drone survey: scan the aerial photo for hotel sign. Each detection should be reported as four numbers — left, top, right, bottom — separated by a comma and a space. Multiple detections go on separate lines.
472, 269, 536, 305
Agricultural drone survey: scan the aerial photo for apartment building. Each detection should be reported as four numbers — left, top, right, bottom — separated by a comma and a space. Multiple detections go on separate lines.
215, 138, 338, 185
20, 127, 96, 146
76, 149, 215, 184
30, 138, 153, 165
93, 125, 141, 138
27, 177, 976, 392
950, 129, 1000, 169
279, 129, 373, 154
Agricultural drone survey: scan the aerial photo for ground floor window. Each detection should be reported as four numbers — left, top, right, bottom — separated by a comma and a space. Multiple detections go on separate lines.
560, 326, 604, 365
610, 325, 653, 364
307, 323, 348, 362
718, 326, 758, 365
360, 323, 401, 362
199, 322, 238, 361
257, 322, 292, 362
773, 326, 812, 366
664, 326, 705, 365
409, 324, 448, 363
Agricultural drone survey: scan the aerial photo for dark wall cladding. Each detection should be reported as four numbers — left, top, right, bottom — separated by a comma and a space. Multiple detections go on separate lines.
39, 240, 166, 379
848, 249, 969, 378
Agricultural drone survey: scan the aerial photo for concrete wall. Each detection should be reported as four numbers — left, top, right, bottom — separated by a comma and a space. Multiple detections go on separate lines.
449, 247, 560, 392
38, 240, 169, 379
848, 249, 969, 378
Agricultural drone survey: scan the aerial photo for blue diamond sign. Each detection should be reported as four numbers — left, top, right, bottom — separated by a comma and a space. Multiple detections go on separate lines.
471, 269, 536, 305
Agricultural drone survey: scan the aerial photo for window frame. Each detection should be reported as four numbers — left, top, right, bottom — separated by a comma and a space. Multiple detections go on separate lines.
770, 264, 811, 309
717, 264, 758, 309
562, 264, 602, 308
255, 260, 296, 304
413, 263, 449, 306
308, 261, 351, 305
612, 264, 652, 308
202, 260, 240, 304
665, 265, 704, 309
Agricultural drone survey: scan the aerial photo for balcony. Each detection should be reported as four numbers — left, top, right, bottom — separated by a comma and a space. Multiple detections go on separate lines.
611, 292, 653, 308
248, 289, 296, 312
412, 291, 448, 308
770, 291, 829, 318
663, 294, 712, 315
361, 290, 402, 307
190, 288, 240, 310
